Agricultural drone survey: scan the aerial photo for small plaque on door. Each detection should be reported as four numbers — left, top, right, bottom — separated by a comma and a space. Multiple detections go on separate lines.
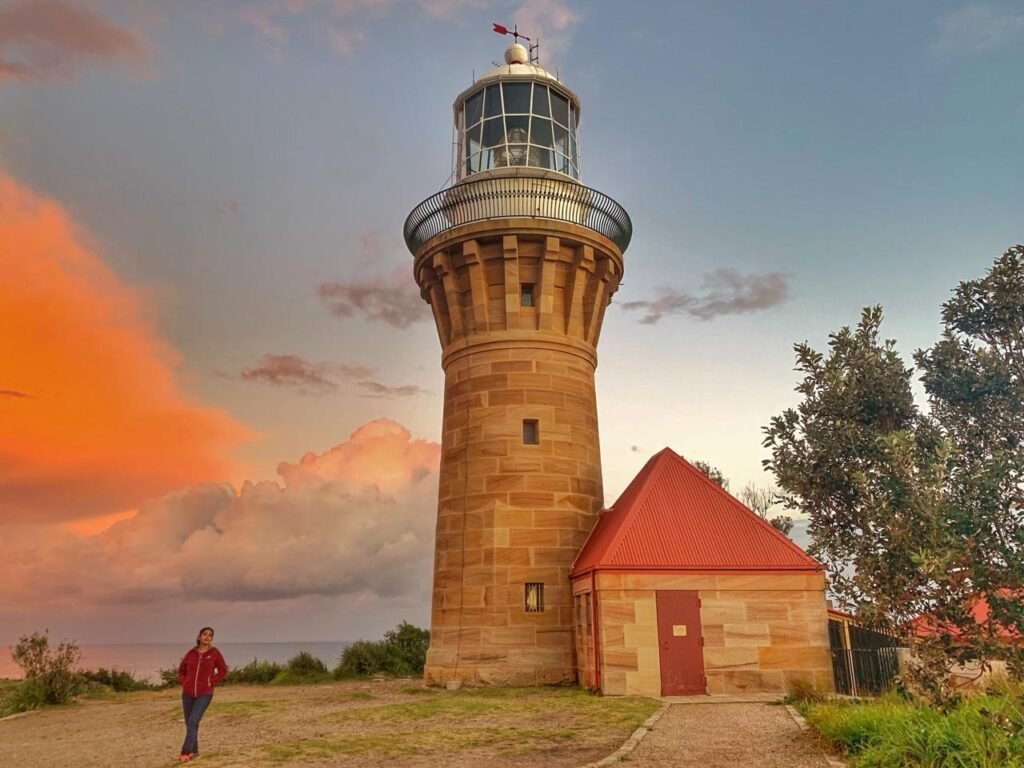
672, 624, 687, 636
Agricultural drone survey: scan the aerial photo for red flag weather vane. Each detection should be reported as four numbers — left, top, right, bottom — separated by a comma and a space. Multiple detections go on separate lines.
492, 22, 531, 44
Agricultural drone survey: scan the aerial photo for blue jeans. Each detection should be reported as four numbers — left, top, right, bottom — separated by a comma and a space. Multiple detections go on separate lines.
181, 693, 212, 756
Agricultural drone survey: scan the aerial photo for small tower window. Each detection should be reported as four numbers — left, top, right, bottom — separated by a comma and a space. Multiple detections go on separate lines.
522, 419, 539, 445
520, 283, 535, 307
525, 583, 544, 613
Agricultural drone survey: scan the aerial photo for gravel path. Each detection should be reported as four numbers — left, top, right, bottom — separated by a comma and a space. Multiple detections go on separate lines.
626, 703, 831, 768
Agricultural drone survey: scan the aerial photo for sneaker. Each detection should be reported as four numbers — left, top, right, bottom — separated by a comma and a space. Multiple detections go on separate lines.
179, 755, 191, 763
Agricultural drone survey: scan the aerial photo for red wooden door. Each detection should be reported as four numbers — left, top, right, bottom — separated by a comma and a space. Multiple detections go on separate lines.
656, 590, 706, 695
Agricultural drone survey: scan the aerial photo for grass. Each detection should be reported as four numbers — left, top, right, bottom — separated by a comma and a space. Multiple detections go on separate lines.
799, 686, 1024, 768
208, 699, 289, 717
269, 685, 658, 765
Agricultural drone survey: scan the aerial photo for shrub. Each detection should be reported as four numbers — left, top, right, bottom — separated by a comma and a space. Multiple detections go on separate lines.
286, 651, 328, 676
267, 652, 331, 685
158, 667, 180, 688
334, 621, 430, 679
223, 659, 283, 685
383, 622, 430, 676
334, 640, 389, 679
78, 668, 157, 692
10, 630, 81, 705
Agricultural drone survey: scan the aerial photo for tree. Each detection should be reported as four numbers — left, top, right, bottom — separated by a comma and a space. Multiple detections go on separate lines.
914, 246, 1024, 675
738, 483, 794, 537
692, 460, 729, 490
763, 248, 1024, 699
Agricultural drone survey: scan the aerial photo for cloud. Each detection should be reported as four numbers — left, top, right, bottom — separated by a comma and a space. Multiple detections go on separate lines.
216, 200, 240, 217
621, 269, 789, 324
239, 0, 397, 58
241, 354, 346, 394
0, 173, 251, 524
418, 0, 482, 19
358, 381, 429, 398
0, 0, 148, 84
514, 0, 581, 62
317, 268, 429, 328
238, 353, 406, 397
0, 389, 30, 398
932, 4, 1024, 56
0, 419, 441, 606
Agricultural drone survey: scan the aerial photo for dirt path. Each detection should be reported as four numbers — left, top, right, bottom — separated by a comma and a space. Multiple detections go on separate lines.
628, 703, 832, 768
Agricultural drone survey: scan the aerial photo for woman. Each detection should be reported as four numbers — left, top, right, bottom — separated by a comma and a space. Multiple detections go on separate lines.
176, 626, 228, 763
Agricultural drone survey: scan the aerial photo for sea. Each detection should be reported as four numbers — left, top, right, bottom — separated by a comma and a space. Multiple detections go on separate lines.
0, 642, 351, 682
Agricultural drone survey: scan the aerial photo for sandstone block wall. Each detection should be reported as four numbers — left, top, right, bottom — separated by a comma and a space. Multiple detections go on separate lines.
415, 221, 624, 686
573, 572, 834, 697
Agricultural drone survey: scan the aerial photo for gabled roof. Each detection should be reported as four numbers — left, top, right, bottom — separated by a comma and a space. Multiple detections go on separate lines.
571, 448, 820, 575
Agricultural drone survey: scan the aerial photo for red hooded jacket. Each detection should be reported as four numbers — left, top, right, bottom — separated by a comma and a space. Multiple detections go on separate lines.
177, 647, 228, 697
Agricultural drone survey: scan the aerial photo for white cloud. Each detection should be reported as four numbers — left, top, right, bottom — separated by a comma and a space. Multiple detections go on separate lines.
513, 0, 580, 64
932, 4, 1024, 56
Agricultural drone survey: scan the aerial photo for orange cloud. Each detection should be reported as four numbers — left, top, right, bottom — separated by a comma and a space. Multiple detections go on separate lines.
0, 173, 251, 523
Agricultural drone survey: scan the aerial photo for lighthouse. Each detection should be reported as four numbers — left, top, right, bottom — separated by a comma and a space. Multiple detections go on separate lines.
404, 39, 631, 686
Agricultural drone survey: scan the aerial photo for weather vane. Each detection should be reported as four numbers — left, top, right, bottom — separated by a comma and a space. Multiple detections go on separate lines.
492, 22, 539, 64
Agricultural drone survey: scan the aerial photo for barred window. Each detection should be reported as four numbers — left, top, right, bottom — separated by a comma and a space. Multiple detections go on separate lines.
525, 582, 544, 613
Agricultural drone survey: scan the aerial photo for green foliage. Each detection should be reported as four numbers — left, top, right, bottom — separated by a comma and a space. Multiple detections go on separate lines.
286, 651, 328, 677
693, 459, 729, 490
764, 250, 1024, 699
78, 668, 158, 692
334, 640, 390, 679
10, 630, 81, 706
158, 666, 180, 687
334, 622, 430, 679
804, 693, 1024, 767
267, 652, 331, 685
223, 658, 284, 685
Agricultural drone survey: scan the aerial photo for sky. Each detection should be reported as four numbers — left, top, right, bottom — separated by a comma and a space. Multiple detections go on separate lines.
1, 0, 1021, 645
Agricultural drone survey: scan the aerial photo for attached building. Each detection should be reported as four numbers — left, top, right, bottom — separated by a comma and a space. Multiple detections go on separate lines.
569, 448, 834, 697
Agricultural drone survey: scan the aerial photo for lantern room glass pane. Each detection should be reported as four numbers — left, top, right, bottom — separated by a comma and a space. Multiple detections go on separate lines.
551, 91, 569, 127
464, 90, 483, 127
504, 115, 529, 144
482, 117, 504, 147
484, 84, 502, 118
532, 84, 550, 117
553, 122, 569, 156
464, 122, 481, 155
502, 82, 531, 114
530, 117, 553, 147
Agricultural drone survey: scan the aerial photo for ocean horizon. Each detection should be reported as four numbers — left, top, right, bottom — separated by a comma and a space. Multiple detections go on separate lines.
0, 641, 352, 682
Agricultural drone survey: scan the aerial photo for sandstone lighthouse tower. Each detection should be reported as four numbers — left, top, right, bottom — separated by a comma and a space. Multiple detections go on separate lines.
404, 36, 631, 686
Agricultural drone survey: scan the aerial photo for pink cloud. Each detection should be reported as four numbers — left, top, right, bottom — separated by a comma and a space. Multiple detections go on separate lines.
317, 268, 429, 328
0, 0, 148, 84
1, 419, 441, 608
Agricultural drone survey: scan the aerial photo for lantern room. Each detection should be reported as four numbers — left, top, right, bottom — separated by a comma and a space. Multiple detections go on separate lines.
454, 43, 581, 182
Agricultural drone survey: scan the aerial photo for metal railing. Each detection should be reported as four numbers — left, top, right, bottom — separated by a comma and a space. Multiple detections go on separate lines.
403, 175, 632, 254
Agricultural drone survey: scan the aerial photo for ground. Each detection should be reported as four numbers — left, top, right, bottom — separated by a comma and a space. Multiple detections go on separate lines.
0, 679, 659, 768
628, 702, 832, 768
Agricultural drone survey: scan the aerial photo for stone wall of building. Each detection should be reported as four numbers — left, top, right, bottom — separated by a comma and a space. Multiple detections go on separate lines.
573, 572, 834, 696
414, 220, 624, 686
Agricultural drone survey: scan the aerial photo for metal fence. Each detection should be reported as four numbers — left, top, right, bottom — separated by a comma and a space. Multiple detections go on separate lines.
403, 175, 633, 254
829, 620, 901, 696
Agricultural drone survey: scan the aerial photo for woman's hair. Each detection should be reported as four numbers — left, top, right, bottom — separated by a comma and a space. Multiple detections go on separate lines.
195, 627, 215, 646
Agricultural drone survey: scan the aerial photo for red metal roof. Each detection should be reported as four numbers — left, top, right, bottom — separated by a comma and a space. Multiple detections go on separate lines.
571, 448, 821, 575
